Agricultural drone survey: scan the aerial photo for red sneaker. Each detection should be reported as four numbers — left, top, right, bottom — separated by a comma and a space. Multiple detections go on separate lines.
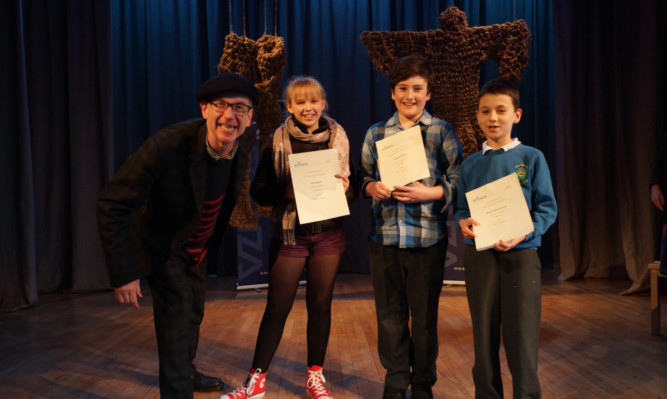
218, 369, 266, 399
306, 366, 332, 399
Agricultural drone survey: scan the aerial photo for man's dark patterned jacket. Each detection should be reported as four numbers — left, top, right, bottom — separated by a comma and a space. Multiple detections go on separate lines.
97, 118, 254, 287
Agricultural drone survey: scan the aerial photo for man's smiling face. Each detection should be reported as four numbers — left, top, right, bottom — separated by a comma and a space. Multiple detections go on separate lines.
200, 93, 253, 155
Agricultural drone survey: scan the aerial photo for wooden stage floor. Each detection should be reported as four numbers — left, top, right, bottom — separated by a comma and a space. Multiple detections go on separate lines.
1, 271, 665, 398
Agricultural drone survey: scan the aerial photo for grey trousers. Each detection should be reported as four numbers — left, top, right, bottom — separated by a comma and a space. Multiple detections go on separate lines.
463, 245, 542, 399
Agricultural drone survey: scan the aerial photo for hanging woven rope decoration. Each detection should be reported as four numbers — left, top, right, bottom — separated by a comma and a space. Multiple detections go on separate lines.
218, 33, 287, 228
360, 6, 531, 156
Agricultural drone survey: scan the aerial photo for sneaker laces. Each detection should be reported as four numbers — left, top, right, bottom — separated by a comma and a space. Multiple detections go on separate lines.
219, 385, 247, 399
306, 369, 330, 397
246, 369, 264, 393
218, 369, 264, 399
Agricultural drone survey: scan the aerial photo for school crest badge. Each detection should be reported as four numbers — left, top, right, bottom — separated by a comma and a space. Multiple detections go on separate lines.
515, 164, 529, 184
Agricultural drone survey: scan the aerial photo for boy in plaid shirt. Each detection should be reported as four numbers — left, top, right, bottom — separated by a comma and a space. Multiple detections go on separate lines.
358, 55, 463, 399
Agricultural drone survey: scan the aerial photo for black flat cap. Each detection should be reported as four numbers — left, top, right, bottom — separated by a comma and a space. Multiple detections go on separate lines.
195, 72, 259, 104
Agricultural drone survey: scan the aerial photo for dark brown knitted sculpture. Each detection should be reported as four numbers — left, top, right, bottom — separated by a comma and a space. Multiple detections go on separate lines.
361, 6, 530, 156
218, 33, 286, 228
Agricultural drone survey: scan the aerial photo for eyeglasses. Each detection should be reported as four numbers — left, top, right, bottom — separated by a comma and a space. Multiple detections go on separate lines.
209, 99, 253, 115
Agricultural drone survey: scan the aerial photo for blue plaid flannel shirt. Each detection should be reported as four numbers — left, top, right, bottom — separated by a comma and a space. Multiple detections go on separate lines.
360, 111, 463, 248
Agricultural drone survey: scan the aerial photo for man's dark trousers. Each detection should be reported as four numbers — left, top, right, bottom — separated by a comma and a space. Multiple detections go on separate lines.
148, 254, 207, 399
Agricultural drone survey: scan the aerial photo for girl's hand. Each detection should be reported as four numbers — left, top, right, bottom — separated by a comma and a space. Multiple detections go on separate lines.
335, 174, 349, 192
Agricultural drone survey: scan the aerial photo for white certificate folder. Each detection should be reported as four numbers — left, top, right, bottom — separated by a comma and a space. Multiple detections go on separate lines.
376, 125, 431, 189
289, 148, 350, 224
465, 173, 534, 251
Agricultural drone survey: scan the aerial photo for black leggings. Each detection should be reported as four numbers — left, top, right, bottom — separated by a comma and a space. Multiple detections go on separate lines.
251, 252, 341, 371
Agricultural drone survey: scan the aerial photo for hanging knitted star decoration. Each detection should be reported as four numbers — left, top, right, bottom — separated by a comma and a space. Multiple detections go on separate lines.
360, 6, 530, 156
218, 33, 287, 228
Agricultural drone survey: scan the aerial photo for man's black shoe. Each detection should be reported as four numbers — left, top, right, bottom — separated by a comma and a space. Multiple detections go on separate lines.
411, 382, 434, 399
382, 385, 406, 399
191, 371, 224, 392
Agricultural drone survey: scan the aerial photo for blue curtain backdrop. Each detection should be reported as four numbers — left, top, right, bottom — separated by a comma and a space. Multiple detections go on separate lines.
1, 0, 112, 311
553, 0, 666, 292
2, 0, 560, 311
111, 0, 553, 169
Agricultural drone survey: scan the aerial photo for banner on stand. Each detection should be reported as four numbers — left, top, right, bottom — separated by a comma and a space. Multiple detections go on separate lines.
235, 215, 272, 290
444, 211, 466, 285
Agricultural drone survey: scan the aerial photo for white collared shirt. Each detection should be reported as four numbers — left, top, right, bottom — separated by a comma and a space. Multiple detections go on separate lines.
482, 137, 521, 154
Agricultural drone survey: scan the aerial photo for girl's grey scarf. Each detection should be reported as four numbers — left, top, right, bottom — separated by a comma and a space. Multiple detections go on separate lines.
272, 115, 350, 245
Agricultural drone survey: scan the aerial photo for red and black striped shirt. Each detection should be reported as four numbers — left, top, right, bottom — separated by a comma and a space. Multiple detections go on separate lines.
183, 155, 232, 265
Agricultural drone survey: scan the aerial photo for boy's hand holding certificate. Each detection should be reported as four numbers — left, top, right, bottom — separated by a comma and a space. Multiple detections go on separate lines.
376, 125, 430, 189
465, 173, 534, 251
288, 148, 350, 224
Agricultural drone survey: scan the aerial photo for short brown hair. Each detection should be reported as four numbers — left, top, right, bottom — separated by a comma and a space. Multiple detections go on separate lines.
388, 55, 435, 93
479, 79, 520, 110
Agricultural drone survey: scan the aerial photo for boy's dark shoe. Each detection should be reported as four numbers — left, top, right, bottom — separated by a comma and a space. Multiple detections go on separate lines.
411, 382, 434, 399
382, 385, 406, 399
191, 370, 224, 392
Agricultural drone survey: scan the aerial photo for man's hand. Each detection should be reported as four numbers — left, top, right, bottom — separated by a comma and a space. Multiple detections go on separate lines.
651, 184, 664, 211
114, 279, 143, 309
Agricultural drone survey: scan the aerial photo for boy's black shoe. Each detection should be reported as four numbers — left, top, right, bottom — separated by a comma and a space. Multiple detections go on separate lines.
191, 370, 224, 392
411, 382, 434, 399
383, 386, 406, 399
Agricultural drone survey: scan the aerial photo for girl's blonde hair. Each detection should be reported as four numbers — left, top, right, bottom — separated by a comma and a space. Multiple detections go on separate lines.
283, 76, 327, 106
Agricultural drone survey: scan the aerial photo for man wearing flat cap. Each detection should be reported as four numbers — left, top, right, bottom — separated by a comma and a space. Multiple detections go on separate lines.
97, 72, 258, 398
